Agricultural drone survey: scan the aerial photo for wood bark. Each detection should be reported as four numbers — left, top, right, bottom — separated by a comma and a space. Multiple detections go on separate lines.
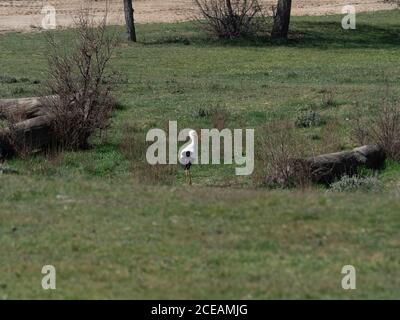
0, 115, 54, 156
305, 145, 386, 184
123, 0, 137, 42
0, 97, 56, 158
271, 0, 292, 39
0, 96, 48, 120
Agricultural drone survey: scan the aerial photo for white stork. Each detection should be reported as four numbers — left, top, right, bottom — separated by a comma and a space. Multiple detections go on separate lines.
179, 130, 197, 185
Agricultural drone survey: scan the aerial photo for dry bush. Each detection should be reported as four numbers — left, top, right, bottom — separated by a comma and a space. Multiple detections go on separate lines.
353, 97, 400, 161
253, 121, 311, 188
294, 110, 326, 128
194, 0, 271, 39
44, 8, 119, 151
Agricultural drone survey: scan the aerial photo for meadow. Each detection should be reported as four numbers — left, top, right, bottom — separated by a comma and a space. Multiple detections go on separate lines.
0, 10, 400, 299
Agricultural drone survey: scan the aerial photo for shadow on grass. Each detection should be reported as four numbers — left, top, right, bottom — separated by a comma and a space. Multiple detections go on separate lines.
288, 20, 400, 49
139, 16, 400, 50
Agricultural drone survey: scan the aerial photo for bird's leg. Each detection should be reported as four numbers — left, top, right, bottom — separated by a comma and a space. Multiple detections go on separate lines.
188, 170, 192, 186
184, 169, 192, 185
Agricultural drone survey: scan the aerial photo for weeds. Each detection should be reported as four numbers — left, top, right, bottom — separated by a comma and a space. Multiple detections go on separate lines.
254, 121, 311, 188
329, 175, 382, 192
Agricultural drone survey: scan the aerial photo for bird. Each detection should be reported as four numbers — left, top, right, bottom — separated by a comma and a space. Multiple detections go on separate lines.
179, 130, 197, 186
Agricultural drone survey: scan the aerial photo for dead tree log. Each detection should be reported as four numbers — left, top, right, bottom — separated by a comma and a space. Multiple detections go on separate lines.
305, 145, 386, 184
0, 115, 54, 157
0, 96, 56, 120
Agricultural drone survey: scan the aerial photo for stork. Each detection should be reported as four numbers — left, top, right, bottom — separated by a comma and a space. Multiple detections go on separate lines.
179, 130, 197, 186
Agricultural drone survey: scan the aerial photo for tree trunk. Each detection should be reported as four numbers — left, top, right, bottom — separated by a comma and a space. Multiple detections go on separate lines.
0, 97, 56, 158
0, 115, 54, 158
305, 145, 386, 184
123, 0, 137, 42
271, 0, 292, 39
0, 96, 54, 120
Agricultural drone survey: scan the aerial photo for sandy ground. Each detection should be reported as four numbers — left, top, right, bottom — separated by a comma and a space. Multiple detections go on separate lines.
0, 0, 397, 33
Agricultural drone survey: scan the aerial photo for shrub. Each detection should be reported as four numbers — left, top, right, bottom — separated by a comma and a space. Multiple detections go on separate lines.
329, 175, 382, 193
194, 0, 271, 39
253, 121, 311, 188
353, 97, 400, 161
295, 110, 326, 128
44, 9, 119, 150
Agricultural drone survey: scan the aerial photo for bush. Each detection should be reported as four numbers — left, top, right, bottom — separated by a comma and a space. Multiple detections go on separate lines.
44, 9, 119, 150
295, 110, 326, 128
194, 0, 271, 39
353, 97, 400, 161
253, 121, 311, 188
329, 175, 382, 193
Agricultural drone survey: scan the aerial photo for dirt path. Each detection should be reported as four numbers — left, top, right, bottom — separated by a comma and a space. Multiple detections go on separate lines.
0, 0, 397, 33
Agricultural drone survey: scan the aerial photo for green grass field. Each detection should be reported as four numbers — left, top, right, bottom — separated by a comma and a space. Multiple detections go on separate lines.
1, 10, 400, 299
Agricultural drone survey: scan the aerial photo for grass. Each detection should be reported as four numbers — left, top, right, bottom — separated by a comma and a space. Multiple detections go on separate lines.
1, 10, 400, 299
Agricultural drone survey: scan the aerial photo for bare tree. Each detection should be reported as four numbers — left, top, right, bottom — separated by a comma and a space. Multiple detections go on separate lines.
194, 0, 270, 39
271, 0, 292, 39
123, 0, 137, 42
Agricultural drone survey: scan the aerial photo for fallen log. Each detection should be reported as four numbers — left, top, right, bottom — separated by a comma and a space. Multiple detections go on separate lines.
0, 96, 56, 120
0, 115, 54, 157
305, 145, 386, 184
